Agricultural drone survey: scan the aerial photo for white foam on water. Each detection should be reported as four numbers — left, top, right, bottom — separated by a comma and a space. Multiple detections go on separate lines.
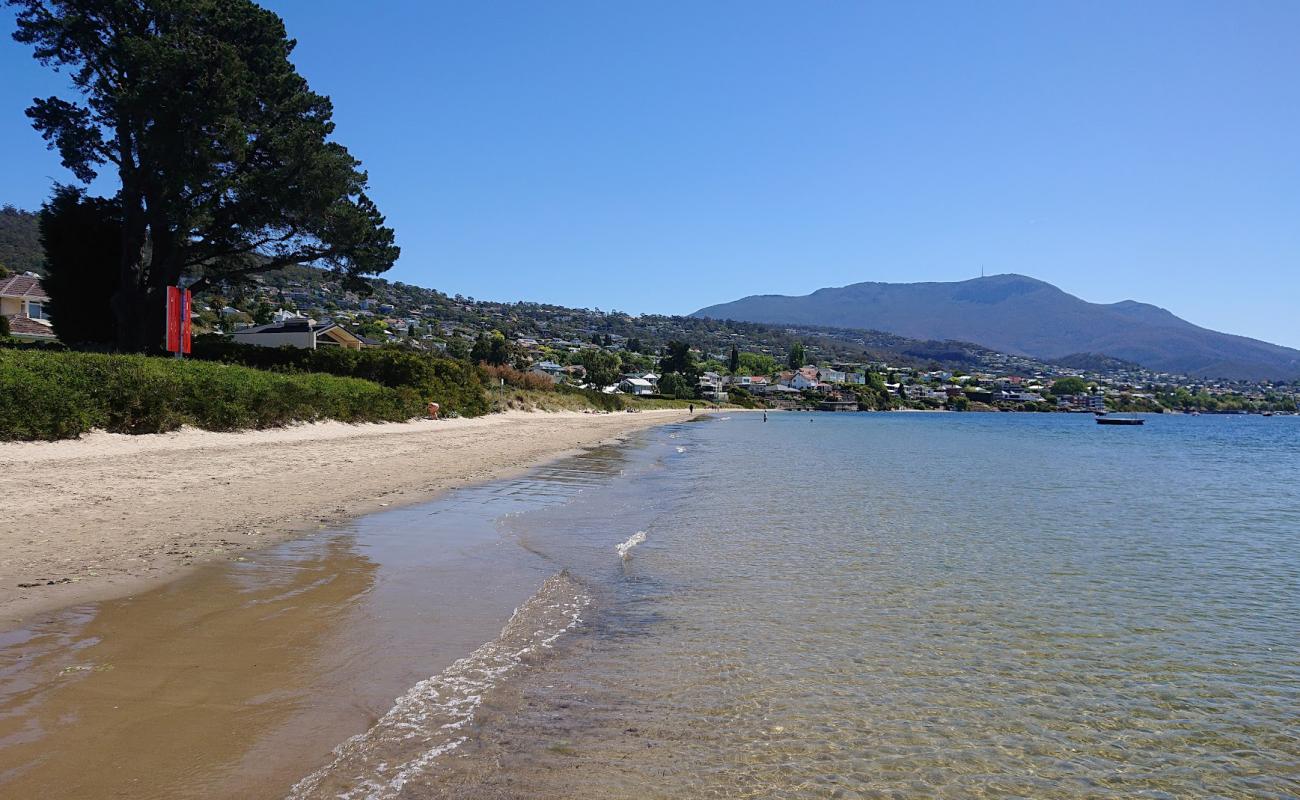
615, 531, 647, 559
675, 446, 686, 453
287, 572, 590, 800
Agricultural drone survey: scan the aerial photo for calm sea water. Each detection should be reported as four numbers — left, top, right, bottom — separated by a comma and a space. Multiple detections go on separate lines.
302, 412, 1299, 799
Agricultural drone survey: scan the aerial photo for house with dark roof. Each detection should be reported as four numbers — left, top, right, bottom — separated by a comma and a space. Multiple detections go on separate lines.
230, 318, 363, 350
0, 274, 57, 342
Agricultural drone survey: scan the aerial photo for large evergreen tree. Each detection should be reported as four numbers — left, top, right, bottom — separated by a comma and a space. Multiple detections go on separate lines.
787, 341, 806, 369
659, 340, 700, 380
9, 0, 399, 351
39, 186, 122, 345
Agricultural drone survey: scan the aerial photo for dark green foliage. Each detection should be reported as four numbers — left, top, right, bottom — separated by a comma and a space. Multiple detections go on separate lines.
189, 337, 490, 417
469, 331, 512, 366
0, 316, 9, 337
842, 379, 896, 410
579, 348, 621, 388
787, 342, 806, 369
736, 351, 779, 375
658, 340, 700, 381
0, 349, 424, 441
726, 385, 760, 408
444, 338, 470, 361
657, 372, 694, 399
1050, 376, 1089, 396
728, 345, 740, 374
9, 0, 398, 351
0, 205, 43, 274
38, 187, 121, 345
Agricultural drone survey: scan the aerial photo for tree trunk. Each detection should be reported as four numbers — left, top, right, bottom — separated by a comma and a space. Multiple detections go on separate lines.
115, 116, 154, 353
110, 284, 165, 353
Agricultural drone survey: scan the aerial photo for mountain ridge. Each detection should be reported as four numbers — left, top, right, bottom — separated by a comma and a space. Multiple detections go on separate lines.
692, 274, 1300, 380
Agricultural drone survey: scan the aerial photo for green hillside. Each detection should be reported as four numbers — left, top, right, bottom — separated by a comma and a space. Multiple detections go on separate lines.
0, 205, 43, 275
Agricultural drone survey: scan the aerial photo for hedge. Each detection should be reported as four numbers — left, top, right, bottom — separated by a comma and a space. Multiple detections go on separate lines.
0, 349, 425, 441
190, 336, 490, 417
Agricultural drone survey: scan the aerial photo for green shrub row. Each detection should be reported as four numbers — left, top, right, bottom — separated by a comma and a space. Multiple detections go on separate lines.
189, 335, 490, 417
0, 349, 425, 441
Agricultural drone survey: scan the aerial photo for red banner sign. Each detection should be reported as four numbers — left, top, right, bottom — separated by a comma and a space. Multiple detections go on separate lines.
166, 286, 192, 354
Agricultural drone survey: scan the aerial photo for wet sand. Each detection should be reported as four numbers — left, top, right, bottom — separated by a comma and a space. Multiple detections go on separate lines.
0, 444, 632, 799
0, 409, 688, 625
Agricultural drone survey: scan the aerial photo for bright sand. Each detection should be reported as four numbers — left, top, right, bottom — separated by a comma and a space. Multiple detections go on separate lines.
0, 409, 689, 626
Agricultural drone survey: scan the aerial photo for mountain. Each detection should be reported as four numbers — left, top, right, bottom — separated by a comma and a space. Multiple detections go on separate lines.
692, 274, 1300, 380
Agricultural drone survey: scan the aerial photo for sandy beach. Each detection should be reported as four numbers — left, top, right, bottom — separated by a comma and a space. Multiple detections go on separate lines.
0, 409, 689, 625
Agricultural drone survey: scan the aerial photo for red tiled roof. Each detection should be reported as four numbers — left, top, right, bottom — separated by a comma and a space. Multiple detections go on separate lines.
6, 314, 56, 339
0, 274, 49, 301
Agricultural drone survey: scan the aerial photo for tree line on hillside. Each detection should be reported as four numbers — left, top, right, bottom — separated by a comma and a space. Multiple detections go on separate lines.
0, 205, 43, 276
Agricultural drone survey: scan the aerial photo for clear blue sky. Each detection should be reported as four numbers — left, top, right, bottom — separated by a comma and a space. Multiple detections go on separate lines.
3, 1, 1298, 347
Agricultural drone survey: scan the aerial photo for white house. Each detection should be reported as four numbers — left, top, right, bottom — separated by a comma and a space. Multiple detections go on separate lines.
618, 377, 655, 396
791, 372, 820, 390
698, 371, 728, 401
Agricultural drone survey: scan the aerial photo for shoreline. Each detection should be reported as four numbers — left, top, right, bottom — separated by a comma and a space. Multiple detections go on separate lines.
0, 409, 692, 627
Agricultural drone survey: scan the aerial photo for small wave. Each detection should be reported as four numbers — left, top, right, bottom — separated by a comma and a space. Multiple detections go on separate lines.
675, 446, 686, 453
287, 572, 590, 800
616, 531, 647, 559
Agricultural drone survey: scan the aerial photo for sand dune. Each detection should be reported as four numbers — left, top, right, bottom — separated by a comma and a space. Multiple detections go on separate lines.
0, 409, 688, 625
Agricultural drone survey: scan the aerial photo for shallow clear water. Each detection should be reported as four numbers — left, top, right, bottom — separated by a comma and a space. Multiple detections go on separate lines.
393, 413, 1299, 798
4, 413, 1297, 799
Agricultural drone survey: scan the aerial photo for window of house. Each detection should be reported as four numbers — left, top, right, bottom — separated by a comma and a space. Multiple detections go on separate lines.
27, 301, 44, 320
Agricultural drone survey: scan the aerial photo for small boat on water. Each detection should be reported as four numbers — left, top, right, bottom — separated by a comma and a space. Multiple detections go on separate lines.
1096, 416, 1144, 426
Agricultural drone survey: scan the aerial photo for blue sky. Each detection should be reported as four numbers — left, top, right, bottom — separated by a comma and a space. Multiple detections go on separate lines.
3, 1, 1298, 347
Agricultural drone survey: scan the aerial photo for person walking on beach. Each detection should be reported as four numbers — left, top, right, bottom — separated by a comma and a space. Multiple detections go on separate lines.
689, 404, 694, 414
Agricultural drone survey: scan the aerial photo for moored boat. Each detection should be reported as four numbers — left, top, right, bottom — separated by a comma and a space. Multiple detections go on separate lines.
1096, 416, 1144, 425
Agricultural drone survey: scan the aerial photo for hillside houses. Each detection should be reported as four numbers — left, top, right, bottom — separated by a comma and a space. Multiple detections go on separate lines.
169, 266, 1294, 412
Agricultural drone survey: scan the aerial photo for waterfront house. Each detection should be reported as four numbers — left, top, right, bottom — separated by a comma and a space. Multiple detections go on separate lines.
698, 371, 729, 401
619, 377, 655, 396
791, 372, 820, 390
1056, 393, 1106, 412
0, 274, 57, 342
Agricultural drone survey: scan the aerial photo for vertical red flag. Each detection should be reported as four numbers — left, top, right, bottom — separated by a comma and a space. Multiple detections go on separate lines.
166, 286, 181, 352
181, 288, 192, 354
165, 287, 192, 354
